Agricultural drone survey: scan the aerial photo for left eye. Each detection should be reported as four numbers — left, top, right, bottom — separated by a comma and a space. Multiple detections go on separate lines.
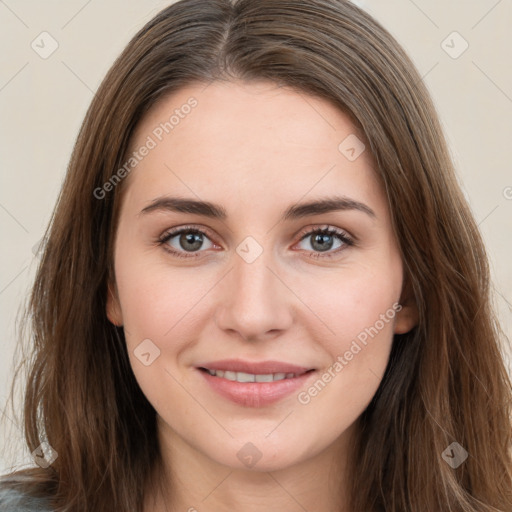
295, 227, 353, 256
294, 229, 350, 252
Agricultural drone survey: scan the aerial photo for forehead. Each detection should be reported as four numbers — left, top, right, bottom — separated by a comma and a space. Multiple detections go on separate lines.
121, 80, 386, 218
132, 79, 366, 154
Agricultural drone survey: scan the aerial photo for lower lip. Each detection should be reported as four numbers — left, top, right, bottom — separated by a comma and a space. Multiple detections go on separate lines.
197, 368, 316, 407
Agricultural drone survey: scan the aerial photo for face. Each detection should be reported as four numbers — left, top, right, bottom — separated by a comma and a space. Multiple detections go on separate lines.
107, 80, 417, 473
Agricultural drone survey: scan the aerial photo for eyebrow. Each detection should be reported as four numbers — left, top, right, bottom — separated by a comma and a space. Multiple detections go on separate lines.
140, 195, 376, 220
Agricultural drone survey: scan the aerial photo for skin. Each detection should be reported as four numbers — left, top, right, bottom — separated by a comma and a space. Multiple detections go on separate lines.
106, 80, 418, 512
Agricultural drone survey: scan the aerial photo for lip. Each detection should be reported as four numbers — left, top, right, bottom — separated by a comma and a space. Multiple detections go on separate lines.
196, 359, 314, 375
195, 359, 317, 407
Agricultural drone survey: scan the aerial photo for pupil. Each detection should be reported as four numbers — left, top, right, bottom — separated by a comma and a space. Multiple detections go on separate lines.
181, 232, 203, 251
312, 233, 333, 252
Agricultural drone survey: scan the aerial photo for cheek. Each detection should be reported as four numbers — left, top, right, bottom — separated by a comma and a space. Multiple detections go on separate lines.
113, 256, 208, 414
113, 250, 224, 407
294, 264, 401, 412
292, 279, 399, 436
298, 262, 401, 343
114, 242, 204, 340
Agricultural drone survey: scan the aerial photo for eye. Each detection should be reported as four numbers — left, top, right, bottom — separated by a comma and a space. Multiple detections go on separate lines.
158, 225, 218, 258
294, 226, 354, 259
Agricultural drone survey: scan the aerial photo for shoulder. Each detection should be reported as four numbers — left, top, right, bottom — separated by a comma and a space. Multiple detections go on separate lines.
0, 475, 53, 512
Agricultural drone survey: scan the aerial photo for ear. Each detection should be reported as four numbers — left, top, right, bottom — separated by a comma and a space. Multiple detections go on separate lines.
106, 280, 123, 327
394, 274, 419, 335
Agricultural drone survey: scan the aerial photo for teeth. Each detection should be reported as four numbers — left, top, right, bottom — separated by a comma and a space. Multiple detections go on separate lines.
236, 371, 255, 382
206, 369, 299, 382
255, 374, 273, 382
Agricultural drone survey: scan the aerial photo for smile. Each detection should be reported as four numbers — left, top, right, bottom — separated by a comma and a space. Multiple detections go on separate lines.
197, 367, 316, 407
203, 368, 301, 382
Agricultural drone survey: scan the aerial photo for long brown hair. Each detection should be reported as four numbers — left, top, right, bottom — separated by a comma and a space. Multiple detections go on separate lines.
2, 0, 511, 510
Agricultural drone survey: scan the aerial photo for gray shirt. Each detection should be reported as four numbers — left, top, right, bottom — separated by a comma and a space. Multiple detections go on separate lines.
0, 477, 52, 511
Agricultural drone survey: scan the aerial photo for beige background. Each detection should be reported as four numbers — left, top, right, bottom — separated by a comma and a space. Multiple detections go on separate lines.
1, 0, 511, 472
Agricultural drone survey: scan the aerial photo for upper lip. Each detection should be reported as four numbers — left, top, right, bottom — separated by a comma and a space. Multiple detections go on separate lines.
197, 359, 314, 375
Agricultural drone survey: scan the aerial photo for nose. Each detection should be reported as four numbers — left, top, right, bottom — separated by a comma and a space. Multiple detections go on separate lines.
214, 245, 294, 342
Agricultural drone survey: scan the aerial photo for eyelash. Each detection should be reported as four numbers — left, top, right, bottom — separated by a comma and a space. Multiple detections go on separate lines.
157, 224, 354, 260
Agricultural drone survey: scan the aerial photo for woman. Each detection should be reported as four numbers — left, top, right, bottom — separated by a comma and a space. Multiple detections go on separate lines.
1, 0, 511, 510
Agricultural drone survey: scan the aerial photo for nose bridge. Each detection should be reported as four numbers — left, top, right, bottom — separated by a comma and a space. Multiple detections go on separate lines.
234, 237, 274, 300
214, 235, 293, 339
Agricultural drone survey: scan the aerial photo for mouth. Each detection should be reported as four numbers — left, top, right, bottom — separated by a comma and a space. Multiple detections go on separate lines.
198, 367, 315, 382
196, 365, 317, 407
